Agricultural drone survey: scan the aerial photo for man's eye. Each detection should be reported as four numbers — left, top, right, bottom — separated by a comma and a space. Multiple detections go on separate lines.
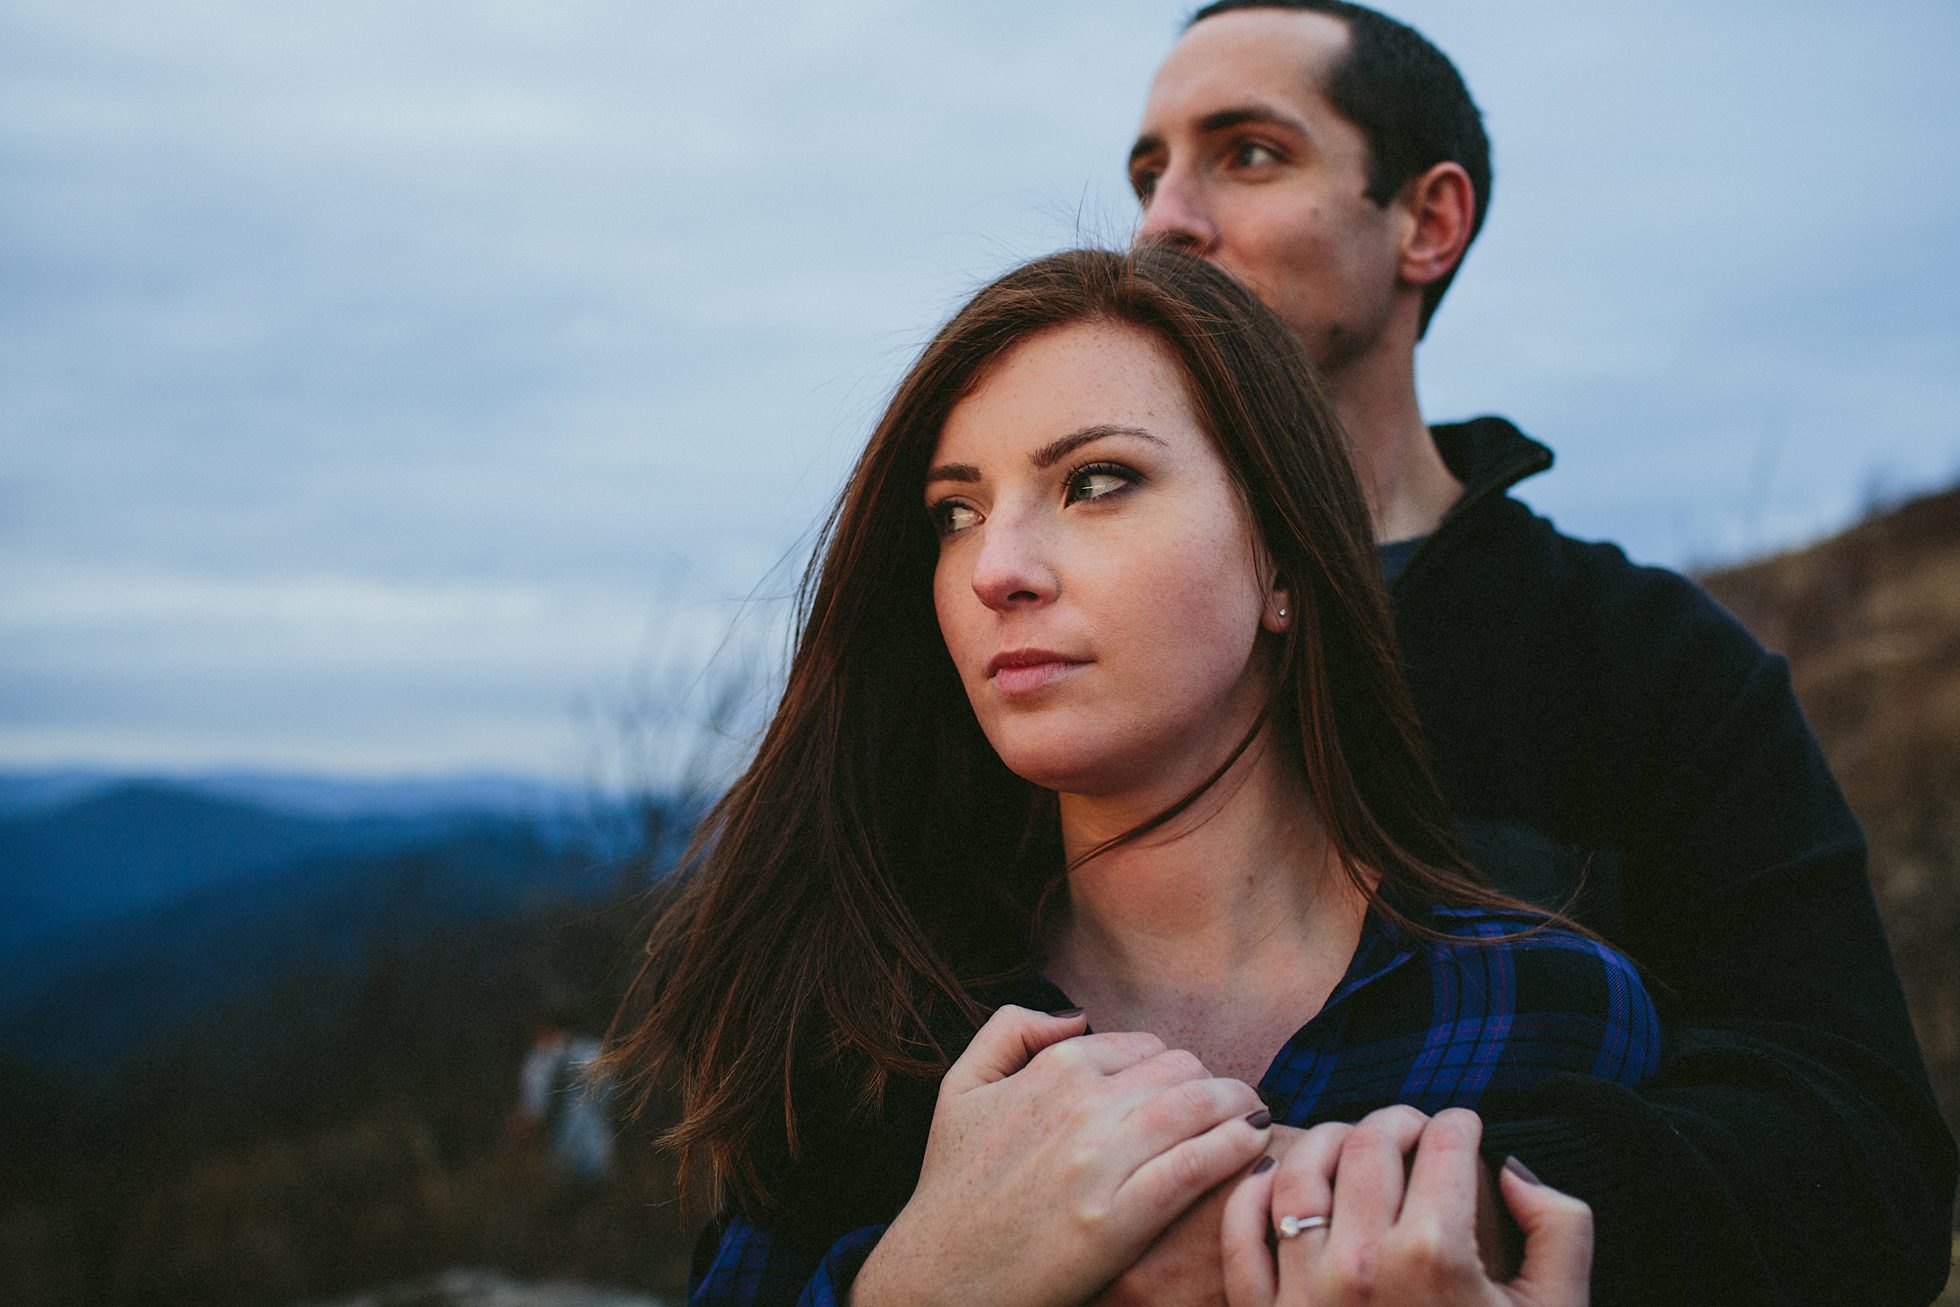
1065, 464, 1137, 505
930, 501, 980, 537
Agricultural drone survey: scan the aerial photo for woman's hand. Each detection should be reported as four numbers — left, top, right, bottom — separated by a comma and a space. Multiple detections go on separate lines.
1087, 1124, 1311, 1307
1219, 1106, 1593, 1307
851, 1004, 1272, 1307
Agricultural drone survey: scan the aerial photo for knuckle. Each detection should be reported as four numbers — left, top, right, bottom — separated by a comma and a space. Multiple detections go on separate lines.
1348, 1105, 1421, 1153
1397, 1226, 1478, 1287
1070, 1198, 1113, 1234
980, 1004, 1016, 1031
1329, 1240, 1378, 1297
1171, 1076, 1219, 1117
1134, 1078, 1209, 1134
1063, 1144, 1100, 1179
1428, 1107, 1483, 1150
1220, 1077, 1263, 1111
1159, 1048, 1206, 1080
1167, 1143, 1212, 1192
1301, 1120, 1351, 1152
1343, 1121, 1387, 1156
1371, 1103, 1428, 1134
1038, 1038, 1087, 1073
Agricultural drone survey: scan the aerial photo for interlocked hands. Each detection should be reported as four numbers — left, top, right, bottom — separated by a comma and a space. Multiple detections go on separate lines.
851, 1005, 1275, 1307
1220, 1106, 1593, 1307
852, 1008, 1591, 1307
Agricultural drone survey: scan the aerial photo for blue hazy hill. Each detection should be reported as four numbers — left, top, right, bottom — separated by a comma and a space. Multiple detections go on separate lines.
0, 782, 467, 955
0, 772, 646, 1081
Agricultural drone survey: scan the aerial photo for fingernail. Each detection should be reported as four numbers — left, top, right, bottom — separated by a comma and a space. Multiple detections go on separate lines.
1048, 1006, 1085, 1019
1244, 1109, 1273, 1130
1503, 1155, 1542, 1186
1252, 1155, 1277, 1175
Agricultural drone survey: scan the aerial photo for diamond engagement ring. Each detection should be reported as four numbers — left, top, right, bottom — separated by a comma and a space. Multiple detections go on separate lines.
1276, 1213, 1332, 1238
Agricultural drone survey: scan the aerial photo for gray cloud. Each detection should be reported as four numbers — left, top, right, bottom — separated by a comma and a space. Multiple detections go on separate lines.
4, 0, 1955, 778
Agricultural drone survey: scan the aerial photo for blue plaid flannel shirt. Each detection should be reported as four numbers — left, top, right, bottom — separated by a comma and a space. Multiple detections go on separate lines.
691, 902, 1660, 1305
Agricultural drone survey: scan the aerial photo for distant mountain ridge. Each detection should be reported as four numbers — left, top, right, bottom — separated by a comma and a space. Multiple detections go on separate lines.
0, 767, 598, 820
0, 781, 475, 956
0, 772, 653, 1082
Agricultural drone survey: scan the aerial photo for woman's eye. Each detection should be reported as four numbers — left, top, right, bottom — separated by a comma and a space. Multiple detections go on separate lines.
1231, 141, 1281, 168
1065, 464, 1136, 505
930, 500, 981, 537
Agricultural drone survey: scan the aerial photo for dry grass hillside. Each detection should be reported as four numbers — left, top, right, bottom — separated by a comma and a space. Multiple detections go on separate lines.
1700, 482, 1960, 1294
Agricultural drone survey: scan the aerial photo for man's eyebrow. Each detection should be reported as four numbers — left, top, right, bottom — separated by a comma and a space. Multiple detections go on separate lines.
1129, 104, 1307, 171
1196, 104, 1307, 137
1031, 424, 1165, 470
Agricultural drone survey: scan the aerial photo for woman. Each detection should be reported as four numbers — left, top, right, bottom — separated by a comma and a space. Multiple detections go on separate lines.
605, 248, 1657, 1305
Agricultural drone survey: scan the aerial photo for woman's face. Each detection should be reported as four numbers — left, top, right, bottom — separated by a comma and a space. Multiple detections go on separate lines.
927, 319, 1281, 800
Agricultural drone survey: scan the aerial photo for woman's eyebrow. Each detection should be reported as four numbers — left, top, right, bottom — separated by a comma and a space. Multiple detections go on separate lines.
1030, 425, 1165, 469
924, 462, 980, 486
926, 424, 1165, 488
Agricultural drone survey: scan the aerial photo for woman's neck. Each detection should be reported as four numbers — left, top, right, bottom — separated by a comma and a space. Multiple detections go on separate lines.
1045, 732, 1368, 1042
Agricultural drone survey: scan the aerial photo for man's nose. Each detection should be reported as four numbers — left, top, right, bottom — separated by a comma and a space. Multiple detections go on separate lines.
1134, 166, 1219, 256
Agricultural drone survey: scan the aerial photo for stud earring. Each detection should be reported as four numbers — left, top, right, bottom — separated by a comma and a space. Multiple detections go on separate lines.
1277, 607, 1288, 618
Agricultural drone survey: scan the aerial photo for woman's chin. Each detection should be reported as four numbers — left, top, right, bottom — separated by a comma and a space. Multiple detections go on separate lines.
993, 743, 1144, 799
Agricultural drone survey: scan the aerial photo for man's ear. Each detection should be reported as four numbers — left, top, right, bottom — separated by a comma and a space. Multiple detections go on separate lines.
1398, 161, 1475, 290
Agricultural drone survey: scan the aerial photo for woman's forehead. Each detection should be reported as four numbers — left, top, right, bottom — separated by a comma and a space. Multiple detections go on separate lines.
931, 321, 1202, 468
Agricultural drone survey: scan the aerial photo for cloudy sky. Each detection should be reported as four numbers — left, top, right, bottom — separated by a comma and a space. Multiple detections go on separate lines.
4, 1, 1956, 784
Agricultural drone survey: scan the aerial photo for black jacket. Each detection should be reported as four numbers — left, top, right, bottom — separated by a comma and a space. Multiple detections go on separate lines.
1405, 417, 1956, 1306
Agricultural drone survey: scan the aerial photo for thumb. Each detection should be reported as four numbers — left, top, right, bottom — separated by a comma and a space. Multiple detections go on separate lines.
1498, 1158, 1594, 1305
940, 1004, 1087, 1093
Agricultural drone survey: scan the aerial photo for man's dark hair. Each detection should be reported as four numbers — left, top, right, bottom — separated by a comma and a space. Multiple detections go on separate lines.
1189, 0, 1491, 335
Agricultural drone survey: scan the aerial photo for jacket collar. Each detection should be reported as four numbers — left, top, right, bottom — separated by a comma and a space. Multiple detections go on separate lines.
1430, 416, 1554, 523
1387, 417, 1553, 592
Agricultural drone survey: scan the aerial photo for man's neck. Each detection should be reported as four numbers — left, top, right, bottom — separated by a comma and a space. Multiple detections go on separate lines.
1323, 343, 1462, 544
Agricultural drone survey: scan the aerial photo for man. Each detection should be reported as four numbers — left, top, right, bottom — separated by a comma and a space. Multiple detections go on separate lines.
1120, 3, 1954, 1303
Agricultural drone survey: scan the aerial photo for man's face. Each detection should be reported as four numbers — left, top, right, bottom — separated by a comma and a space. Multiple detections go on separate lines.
1130, 9, 1407, 374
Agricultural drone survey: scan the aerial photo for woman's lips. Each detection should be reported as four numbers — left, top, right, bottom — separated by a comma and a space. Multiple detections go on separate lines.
987, 652, 1089, 696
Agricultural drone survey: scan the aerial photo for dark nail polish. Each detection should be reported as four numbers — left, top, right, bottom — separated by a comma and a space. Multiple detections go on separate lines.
1253, 1154, 1277, 1175
1048, 1006, 1085, 1019
1245, 1109, 1273, 1130
1503, 1155, 1542, 1186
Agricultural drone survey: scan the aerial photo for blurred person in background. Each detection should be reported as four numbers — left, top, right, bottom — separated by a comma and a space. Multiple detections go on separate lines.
515, 999, 615, 1189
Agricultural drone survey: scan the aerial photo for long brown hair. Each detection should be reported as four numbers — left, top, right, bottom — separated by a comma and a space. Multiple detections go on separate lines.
606, 247, 1521, 1212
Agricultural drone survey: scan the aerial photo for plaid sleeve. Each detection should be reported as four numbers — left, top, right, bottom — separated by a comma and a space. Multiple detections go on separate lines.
1264, 909, 1663, 1123
690, 1213, 886, 1307
1404, 913, 1663, 1109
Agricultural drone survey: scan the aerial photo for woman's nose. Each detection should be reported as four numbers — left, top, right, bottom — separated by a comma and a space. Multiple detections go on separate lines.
969, 513, 1058, 612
